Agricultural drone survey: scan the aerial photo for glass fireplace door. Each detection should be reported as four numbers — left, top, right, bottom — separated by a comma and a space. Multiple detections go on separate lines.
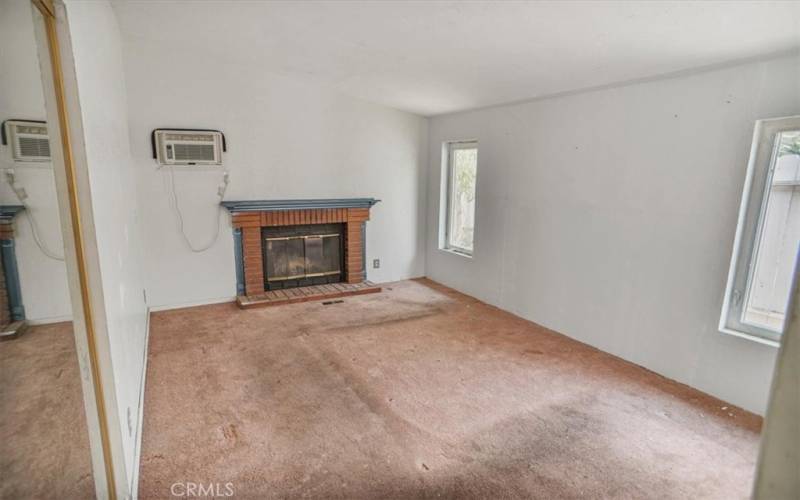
263, 224, 344, 290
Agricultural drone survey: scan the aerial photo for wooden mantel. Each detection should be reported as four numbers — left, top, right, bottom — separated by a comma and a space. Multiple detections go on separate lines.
222, 198, 380, 297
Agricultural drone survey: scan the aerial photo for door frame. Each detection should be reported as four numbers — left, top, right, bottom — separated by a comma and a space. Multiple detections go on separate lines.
30, 1, 118, 498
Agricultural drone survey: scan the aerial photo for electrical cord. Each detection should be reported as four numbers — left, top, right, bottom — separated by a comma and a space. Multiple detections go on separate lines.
167, 165, 229, 253
4, 169, 65, 261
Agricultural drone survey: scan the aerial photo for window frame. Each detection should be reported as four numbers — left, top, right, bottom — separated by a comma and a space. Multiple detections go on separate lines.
720, 116, 800, 347
441, 140, 478, 257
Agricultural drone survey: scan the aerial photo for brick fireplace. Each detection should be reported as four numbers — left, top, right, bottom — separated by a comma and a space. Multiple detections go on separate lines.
222, 199, 380, 306
1, 205, 26, 337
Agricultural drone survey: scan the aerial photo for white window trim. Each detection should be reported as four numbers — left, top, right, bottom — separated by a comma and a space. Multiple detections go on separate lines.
720, 115, 800, 347
440, 140, 477, 257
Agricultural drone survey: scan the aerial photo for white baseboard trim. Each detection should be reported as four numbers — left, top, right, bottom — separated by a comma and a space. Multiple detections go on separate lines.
129, 307, 150, 500
26, 315, 73, 325
148, 296, 236, 313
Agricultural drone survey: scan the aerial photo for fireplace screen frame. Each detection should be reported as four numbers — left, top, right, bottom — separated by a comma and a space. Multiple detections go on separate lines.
262, 223, 345, 290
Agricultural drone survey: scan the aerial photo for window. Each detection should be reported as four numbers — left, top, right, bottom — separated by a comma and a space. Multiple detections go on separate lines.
721, 116, 800, 345
441, 141, 478, 256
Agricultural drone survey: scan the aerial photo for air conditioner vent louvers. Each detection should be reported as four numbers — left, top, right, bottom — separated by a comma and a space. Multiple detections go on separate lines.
18, 137, 50, 158
173, 143, 215, 162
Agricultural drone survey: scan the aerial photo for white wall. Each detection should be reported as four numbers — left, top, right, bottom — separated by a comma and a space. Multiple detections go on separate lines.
64, 0, 149, 492
119, 36, 428, 309
0, 0, 71, 322
426, 54, 800, 415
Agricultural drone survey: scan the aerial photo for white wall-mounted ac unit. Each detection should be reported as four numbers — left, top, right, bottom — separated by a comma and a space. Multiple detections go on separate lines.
153, 129, 224, 166
2, 120, 51, 162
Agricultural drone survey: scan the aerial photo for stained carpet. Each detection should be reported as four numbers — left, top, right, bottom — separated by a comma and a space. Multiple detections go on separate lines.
0, 322, 95, 499
139, 279, 761, 499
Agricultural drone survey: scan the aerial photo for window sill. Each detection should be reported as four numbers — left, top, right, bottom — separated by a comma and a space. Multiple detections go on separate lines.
719, 327, 780, 348
440, 247, 473, 259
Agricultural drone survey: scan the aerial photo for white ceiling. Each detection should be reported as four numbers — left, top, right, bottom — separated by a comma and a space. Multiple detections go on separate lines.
112, 0, 800, 116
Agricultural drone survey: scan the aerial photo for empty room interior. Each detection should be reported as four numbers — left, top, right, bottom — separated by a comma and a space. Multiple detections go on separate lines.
1, 0, 799, 499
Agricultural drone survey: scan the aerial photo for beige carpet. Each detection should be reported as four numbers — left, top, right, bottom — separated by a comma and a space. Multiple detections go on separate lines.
139, 279, 761, 499
0, 322, 95, 499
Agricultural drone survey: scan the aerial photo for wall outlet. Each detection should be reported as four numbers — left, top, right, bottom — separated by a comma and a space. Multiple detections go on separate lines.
373, 259, 380, 269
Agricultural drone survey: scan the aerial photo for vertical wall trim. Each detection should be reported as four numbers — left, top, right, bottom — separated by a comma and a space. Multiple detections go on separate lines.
233, 227, 244, 295
361, 222, 366, 280
34, 0, 118, 496
1, 239, 25, 321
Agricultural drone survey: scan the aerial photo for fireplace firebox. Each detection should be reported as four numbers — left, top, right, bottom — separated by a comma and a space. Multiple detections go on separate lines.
263, 223, 344, 290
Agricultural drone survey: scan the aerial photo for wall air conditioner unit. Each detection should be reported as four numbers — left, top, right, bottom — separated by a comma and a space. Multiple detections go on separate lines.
2, 120, 51, 162
152, 129, 225, 166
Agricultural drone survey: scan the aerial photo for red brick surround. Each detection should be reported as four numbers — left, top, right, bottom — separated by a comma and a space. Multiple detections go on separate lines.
231, 207, 371, 296
0, 224, 13, 240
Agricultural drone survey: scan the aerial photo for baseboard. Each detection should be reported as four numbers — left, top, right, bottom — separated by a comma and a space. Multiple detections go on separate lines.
148, 296, 236, 313
26, 314, 73, 325
129, 307, 151, 500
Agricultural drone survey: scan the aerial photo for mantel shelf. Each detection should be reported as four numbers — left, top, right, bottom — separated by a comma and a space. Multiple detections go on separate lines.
221, 198, 380, 213
0, 205, 25, 223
